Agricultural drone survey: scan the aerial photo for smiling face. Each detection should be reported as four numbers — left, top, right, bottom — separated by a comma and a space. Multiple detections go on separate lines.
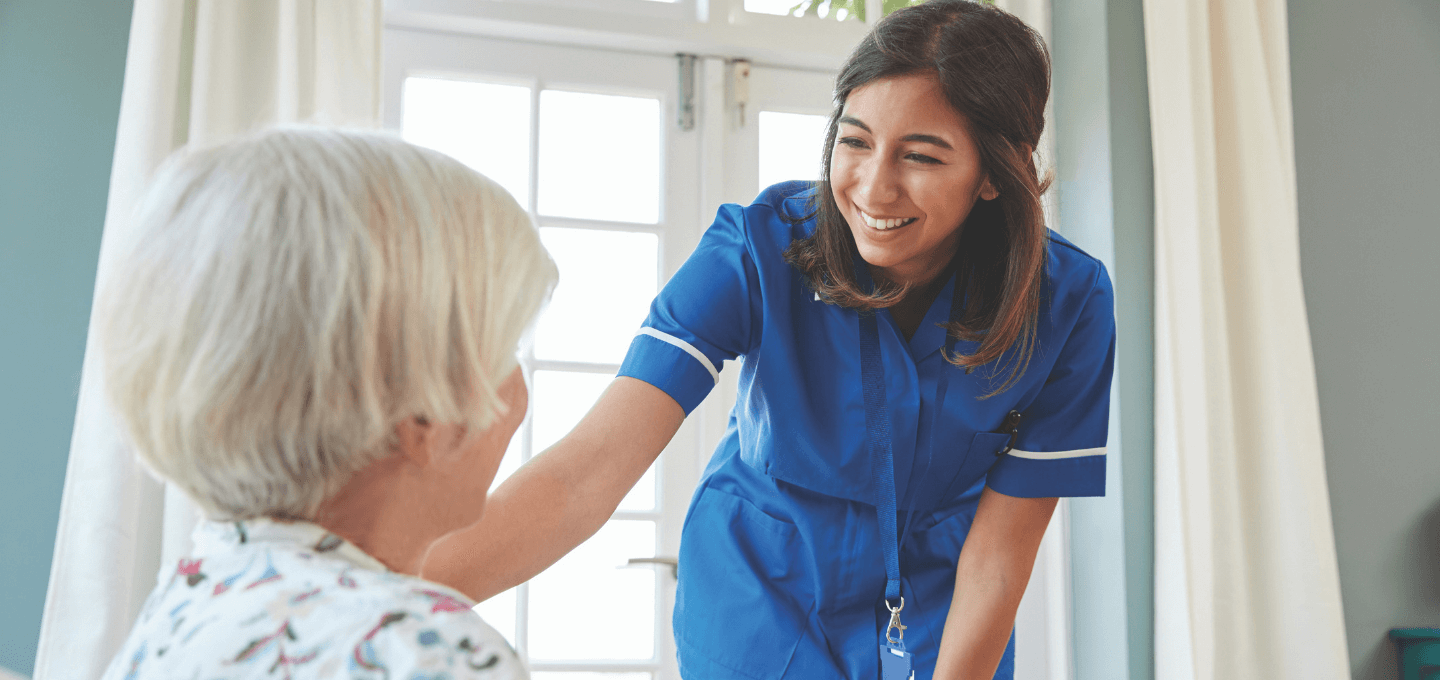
830, 72, 997, 289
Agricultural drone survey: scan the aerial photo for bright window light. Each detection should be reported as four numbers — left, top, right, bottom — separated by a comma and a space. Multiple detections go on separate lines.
758, 110, 831, 194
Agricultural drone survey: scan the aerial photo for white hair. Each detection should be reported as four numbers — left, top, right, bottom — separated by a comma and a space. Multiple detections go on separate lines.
95, 127, 557, 520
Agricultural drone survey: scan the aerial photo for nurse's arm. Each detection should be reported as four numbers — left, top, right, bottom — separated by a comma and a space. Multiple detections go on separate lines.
420, 376, 684, 603
931, 486, 1058, 680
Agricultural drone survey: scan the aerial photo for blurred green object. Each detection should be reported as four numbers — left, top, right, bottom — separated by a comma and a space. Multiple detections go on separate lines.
785, 0, 992, 23
1390, 628, 1440, 680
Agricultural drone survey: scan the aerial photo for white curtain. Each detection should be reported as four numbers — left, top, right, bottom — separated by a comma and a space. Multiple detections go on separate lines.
33, 2, 381, 678
1143, 0, 1350, 678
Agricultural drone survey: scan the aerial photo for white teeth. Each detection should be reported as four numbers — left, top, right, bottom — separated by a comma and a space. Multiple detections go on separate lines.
861, 212, 917, 230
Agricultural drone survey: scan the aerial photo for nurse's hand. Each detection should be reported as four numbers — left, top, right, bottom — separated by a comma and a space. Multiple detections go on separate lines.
421, 377, 684, 603
932, 486, 1058, 680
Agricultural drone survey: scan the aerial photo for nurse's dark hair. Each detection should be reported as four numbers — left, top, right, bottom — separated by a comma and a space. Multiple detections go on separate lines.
783, 0, 1051, 397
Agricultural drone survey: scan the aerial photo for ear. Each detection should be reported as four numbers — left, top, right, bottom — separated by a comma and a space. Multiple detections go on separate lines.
393, 417, 434, 467
980, 176, 999, 201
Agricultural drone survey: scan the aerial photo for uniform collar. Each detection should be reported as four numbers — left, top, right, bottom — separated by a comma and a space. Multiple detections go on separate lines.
856, 256, 961, 363
906, 269, 958, 362
192, 517, 390, 574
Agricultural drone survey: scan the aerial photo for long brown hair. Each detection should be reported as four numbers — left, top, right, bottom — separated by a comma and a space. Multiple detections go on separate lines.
783, 0, 1052, 396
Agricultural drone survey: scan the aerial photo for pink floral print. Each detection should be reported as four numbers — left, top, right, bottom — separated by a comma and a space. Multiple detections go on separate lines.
99, 519, 524, 680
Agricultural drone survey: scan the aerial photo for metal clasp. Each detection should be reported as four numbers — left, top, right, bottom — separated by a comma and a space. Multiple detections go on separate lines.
996, 410, 1023, 456
885, 597, 907, 644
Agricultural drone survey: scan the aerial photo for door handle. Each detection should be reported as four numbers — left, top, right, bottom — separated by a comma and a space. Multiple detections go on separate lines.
624, 556, 678, 580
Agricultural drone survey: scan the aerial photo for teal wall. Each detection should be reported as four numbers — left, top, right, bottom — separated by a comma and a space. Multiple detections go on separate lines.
1101, 1, 1154, 675
1288, 1, 1440, 678
0, 0, 134, 676
1051, 0, 1154, 678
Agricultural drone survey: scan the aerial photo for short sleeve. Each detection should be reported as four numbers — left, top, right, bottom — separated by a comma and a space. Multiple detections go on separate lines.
986, 263, 1116, 498
618, 204, 759, 415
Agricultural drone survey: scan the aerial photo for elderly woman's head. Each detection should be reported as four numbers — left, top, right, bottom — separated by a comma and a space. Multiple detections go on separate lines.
96, 128, 556, 548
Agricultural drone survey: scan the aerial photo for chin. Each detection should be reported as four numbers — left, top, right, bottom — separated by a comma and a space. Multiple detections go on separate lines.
851, 240, 901, 270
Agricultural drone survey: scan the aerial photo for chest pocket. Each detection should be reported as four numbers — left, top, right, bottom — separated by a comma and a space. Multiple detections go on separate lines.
933, 431, 1014, 505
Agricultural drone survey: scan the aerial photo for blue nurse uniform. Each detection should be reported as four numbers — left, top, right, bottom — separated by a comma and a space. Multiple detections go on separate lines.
618, 181, 1116, 680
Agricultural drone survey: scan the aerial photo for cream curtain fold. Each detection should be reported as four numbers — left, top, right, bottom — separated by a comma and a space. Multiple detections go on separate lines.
1142, 0, 1349, 677
33, 2, 381, 677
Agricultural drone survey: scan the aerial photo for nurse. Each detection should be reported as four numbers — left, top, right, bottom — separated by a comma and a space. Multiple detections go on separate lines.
424, 1, 1115, 678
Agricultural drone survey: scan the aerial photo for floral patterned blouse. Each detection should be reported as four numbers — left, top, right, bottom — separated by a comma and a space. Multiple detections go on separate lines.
100, 518, 525, 680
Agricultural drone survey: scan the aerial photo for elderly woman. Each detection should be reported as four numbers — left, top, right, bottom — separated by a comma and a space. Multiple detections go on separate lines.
94, 128, 556, 679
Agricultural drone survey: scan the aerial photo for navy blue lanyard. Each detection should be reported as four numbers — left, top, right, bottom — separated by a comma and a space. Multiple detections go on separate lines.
857, 262, 964, 649
858, 308, 903, 605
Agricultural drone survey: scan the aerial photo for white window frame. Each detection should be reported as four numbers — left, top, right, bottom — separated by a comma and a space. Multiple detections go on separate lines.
386, 0, 869, 71
385, 30, 705, 678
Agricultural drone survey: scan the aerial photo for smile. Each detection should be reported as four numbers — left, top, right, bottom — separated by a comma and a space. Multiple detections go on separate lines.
860, 211, 918, 231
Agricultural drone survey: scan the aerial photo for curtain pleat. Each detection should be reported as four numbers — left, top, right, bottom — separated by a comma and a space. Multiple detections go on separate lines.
33, 2, 381, 677
1142, 0, 1350, 677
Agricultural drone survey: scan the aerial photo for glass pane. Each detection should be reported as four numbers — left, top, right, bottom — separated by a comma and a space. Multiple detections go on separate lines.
528, 520, 657, 660
619, 464, 657, 513
532, 675, 651, 680
531, 371, 656, 511
745, 0, 859, 20
532, 370, 613, 452
534, 227, 657, 365
883, 0, 925, 16
743, 0, 925, 20
758, 111, 830, 195
538, 90, 660, 223
490, 423, 524, 493
401, 77, 532, 207
472, 587, 517, 649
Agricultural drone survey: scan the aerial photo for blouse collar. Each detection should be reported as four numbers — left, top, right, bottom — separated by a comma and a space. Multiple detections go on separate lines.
191, 517, 390, 574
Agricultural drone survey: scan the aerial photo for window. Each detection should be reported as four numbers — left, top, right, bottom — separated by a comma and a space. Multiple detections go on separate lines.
389, 32, 699, 679
743, 0, 928, 21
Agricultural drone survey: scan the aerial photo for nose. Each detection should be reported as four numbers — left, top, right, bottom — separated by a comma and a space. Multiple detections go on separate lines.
854, 153, 901, 209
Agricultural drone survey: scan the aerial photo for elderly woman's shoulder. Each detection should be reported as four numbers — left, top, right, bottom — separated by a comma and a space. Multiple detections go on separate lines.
101, 520, 528, 679
350, 577, 526, 679
256, 530, 529, 679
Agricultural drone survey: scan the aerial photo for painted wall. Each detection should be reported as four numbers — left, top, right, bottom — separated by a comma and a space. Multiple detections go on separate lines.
1051, 0, 1154, 677
1288, 0, 1440, 678
0, 0, 134, 676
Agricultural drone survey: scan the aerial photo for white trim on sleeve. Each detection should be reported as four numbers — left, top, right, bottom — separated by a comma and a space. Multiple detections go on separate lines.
1006, 447, 1107, 460
636, 328, 720, 384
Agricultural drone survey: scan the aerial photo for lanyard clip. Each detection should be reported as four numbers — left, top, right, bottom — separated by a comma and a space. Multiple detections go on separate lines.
885, 597, 907, 644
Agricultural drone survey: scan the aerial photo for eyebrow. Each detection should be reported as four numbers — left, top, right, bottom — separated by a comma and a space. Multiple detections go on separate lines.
838, 116, 954, 151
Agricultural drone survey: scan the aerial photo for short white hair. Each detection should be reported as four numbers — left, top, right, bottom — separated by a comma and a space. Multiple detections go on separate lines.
96, 127, 557, 520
